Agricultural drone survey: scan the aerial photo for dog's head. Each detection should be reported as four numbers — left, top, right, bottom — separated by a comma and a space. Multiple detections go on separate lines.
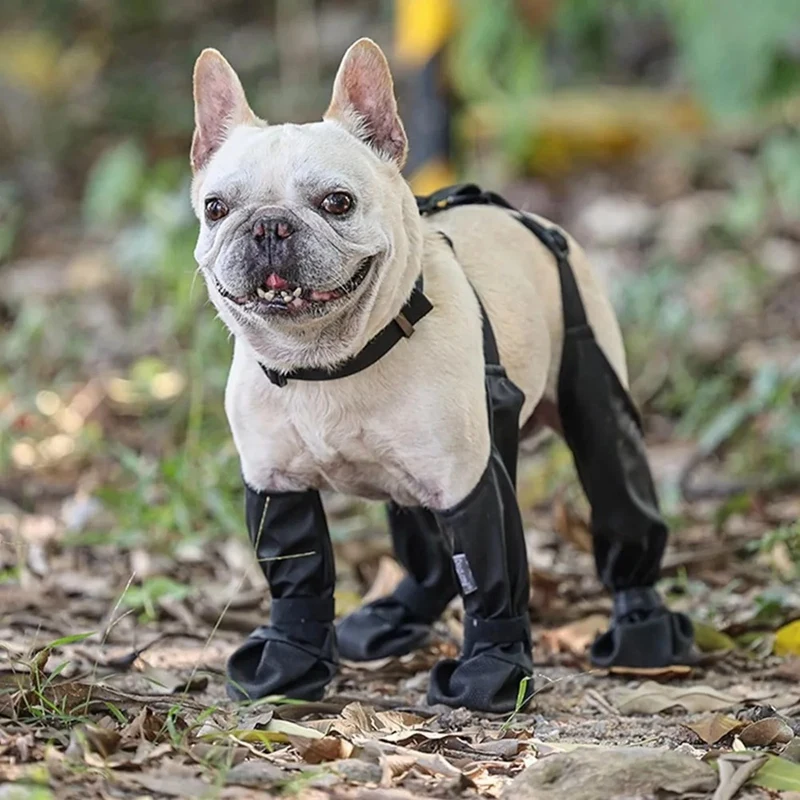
190, 38, 422, 372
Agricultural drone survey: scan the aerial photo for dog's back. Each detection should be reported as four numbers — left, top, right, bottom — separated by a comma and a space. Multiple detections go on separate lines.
423, 203, 628, 433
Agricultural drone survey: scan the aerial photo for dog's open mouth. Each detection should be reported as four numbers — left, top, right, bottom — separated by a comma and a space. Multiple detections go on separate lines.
215, 256, 374, 313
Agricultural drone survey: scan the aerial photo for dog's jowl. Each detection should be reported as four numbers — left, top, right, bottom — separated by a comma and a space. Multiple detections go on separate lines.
190, 38, 695, 712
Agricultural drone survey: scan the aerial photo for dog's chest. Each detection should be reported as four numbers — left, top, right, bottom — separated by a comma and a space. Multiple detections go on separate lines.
230, 385, 430, 504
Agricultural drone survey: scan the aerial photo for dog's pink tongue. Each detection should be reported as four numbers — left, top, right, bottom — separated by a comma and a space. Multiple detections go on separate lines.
311, 289, 336, 301
265, 273, 288, 290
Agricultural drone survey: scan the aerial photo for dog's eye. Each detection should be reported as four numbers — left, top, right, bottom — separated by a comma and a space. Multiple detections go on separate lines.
205, 197, 229, 222
320, 192, 353, 215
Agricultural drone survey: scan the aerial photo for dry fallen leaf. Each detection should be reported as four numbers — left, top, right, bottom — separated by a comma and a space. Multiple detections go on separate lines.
289, 734, 354, 764
739, 717, 794, 747
121, 706, 167, 744
612, 682, 740, 714
683, 714, 745, 745
539, 615, 607, 658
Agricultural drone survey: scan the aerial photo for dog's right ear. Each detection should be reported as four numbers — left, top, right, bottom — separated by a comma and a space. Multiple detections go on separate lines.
191, 49, 255, 173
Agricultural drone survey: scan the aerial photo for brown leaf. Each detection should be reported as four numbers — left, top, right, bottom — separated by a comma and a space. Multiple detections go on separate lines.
684, 715, 745, 745
121, 705, 166, 743
739, 717, 794, 747
539, 615, 607, 658
83, 723, 121, 758
290, 734, 354, 764
372, 741, 464, 781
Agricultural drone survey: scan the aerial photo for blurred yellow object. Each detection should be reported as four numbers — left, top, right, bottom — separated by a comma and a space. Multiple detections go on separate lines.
462, 88, 708, 177
407, 159, 455, 196
394, 0, 457, 195
775, 619, 800, 657
0, 30, 61, 94
0, 31, 104, 96
394, 0, 455, 67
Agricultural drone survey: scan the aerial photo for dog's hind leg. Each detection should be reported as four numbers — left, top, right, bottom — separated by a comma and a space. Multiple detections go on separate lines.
226, 487, 338, 701
551, 232, 695, 669
337, 504, 458, 661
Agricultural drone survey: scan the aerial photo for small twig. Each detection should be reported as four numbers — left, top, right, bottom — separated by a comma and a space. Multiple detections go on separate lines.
583, 688, 620, 717
712, 754, 769, 800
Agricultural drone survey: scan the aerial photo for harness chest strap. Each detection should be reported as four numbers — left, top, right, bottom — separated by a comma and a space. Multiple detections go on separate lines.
260, 276, 432, 387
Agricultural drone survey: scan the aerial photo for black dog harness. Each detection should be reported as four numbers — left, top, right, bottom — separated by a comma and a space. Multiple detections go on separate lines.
259, 183, 577, 389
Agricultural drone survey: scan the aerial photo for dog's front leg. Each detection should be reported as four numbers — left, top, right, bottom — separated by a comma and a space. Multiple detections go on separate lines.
426, 446, 533, 713
226, 487, 338, 701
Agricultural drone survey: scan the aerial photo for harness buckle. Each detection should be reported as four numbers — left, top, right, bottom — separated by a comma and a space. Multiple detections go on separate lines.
395, 312, 415, 338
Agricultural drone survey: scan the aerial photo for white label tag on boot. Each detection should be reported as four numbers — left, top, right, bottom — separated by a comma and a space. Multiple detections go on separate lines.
453, 554, 477, 595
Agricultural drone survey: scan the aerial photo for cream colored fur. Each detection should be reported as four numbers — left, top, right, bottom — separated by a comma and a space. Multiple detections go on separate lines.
192, 39, 629, 511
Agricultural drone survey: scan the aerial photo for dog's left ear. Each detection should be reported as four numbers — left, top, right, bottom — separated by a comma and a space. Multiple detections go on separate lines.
325, 38, 407, 168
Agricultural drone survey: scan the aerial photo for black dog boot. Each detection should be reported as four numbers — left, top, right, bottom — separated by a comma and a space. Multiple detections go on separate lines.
548, 223, 696, 669
591, 587, 695, 668
337, 504, 457, 661
427, 452, 533, 713
227, 487, 338, 701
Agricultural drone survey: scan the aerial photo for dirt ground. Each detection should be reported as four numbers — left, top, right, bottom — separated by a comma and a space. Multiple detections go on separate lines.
2, 441, 800, 799
2, 133, 800, 798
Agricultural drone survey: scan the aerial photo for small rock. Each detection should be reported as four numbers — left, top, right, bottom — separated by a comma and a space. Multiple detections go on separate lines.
501, 747, 716, 800
332, 759, 383, 784
225, 761, 290, 788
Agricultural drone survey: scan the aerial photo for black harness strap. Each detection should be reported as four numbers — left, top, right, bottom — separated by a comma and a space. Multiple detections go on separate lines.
418, 184, 589, 338
260, 276, 433, 387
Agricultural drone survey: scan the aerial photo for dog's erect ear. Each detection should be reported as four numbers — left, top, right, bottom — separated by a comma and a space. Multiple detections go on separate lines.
191, 49, 256, 173
324, 38, 407, 168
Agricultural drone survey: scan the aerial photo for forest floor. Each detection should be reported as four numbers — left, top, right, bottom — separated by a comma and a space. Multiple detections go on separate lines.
2, 129, 800, 798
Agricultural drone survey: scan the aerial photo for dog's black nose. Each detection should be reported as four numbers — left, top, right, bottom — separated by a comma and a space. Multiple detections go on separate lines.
253, 217, 294, 243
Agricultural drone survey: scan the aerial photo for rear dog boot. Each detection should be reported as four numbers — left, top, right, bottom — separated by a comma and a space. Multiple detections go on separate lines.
226, 487, 338, 701
427, 452, 533, 712
337, 504, 457, 661
554, 256, 695, 668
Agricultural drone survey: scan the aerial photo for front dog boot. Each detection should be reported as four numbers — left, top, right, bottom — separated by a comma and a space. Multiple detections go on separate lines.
337, 504, 458, 661
427, 451, 533, 713
227, 487, 338, 701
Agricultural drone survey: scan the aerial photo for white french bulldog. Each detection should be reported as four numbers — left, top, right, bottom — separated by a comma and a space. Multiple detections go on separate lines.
191, 38, 628, 509
189, 38, 690, 713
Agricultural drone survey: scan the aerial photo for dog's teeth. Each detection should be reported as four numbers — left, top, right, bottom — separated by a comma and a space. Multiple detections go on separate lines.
256, 287, 268, 299
281, 291, 292, 302
292, 287, 302, 297
265, 290, 275, 301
